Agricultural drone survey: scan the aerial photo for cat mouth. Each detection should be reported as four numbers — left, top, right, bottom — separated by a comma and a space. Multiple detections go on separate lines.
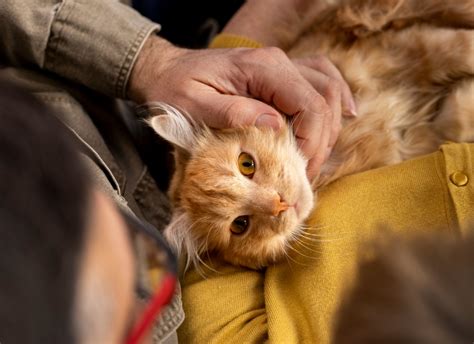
283, 201, 304, 222
288, 202, 300, 217
294, 202, 302, 215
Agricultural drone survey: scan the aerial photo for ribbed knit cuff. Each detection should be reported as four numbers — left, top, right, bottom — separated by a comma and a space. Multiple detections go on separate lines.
209, 33, 264, 49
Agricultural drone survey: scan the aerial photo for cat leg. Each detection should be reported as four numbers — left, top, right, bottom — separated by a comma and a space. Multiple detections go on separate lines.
434, 79, 474, 143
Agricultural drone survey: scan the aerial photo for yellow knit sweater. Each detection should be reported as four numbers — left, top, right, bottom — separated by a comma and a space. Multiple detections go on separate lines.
178, 35, 474, 343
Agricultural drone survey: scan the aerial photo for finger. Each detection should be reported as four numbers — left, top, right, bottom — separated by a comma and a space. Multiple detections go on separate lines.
324, 78, 342, 149
295, 64, 342, 148
291, 93, 332, 178
194, 92, 284, 130
243, 48, 334, 162
302, 106, 332, 179
294, 56, 357, 117
310, 99, 333, 178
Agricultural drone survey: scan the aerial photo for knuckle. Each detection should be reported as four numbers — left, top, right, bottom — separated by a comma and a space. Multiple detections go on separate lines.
314, 54, 332, 68
257, 47, 288, 63
310, 94, 332, 118
264, 46, 286, 57
325, 108, 335, 125
325, 78, 342, 97
301, 95, 325, 118
244, 47, 262, 59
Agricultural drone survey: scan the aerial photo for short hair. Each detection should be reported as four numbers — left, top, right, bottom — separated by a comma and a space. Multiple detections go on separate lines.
333, 231, 474, 343
0, 81, 91, 343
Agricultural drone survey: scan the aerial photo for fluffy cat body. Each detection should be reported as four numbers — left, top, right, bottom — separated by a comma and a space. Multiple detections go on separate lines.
150, 0, 473, 269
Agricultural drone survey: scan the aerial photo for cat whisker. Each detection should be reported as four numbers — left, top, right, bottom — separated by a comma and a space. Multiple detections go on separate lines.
298, 225, 350, 240
286, 244, 319, 263
181, 218, 219, 277
299, 222, 327, 228
299, 223, 329, 231
195, 254, 219, 277
291, 238, 324, 255
298, 231, 337, 239
297, 231, 338, 238
297, 232, 345, 243
194, 224, 222, 277
297, 231, 336, 239
283, 246, 310, 266
202, 222, 215, 254
282, 250, 294, 271
190, 242, 220, 278
282, 250, 293, 267
290, 230, 326, 250
293, 234, 325, 246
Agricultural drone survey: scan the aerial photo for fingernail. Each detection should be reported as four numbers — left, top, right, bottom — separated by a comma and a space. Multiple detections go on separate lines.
255, 114, 281, 130
343, 107, 358, 117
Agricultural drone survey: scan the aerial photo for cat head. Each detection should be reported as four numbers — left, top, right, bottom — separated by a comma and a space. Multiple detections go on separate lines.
148, 103, 314, 269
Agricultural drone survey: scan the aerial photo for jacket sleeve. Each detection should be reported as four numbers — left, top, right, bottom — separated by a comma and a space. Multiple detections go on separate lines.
0, 0, 160, 98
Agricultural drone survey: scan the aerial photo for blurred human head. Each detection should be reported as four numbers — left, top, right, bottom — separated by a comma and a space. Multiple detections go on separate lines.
333, 232, 474, 343
0, 82, 135, 343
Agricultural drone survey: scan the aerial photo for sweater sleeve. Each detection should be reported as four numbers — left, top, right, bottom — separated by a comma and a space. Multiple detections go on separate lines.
0, 0, 159, 98
209, 33, 264, 49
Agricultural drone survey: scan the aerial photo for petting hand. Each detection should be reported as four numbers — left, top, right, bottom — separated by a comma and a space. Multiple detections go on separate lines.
128, 36, 352, 179
292, 56, 357, 151
216, 0, 358, 170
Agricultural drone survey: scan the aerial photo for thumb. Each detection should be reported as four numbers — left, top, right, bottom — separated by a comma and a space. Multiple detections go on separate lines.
201, 94, 284, 130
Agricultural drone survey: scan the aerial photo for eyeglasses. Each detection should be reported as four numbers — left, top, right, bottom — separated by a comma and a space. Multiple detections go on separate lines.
120, 210, 178, 344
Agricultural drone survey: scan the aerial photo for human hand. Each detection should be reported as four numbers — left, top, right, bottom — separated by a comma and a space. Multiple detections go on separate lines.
292, 55, 357, 150
128, 36, 346, 178
212, 0, 357, 172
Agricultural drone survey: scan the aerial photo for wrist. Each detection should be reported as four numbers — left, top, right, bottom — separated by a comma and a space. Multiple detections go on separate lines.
127, 35, 181, 103
223, 1, 293, 48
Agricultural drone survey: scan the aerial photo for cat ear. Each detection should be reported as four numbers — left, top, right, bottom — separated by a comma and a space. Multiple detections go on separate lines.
147, 102, 197, 151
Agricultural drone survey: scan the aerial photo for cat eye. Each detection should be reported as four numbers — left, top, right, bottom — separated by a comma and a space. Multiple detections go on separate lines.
238, 152, 256, 178
230, 215, 250, 235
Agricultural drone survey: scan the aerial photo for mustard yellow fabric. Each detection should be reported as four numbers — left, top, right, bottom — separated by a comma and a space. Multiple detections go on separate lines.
178, 143, 474, 343
209, 33, 264, 49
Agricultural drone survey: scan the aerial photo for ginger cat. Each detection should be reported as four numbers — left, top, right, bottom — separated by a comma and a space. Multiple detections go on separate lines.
149, 0, 474, 269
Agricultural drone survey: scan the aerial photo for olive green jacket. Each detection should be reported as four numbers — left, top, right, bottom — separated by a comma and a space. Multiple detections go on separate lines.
1, 1, 183, 342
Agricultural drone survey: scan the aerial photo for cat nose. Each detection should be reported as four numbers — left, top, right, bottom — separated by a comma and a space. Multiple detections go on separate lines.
272, 195, 289, 216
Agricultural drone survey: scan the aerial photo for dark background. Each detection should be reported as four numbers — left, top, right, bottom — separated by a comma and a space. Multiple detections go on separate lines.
132, 0, 244, 48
